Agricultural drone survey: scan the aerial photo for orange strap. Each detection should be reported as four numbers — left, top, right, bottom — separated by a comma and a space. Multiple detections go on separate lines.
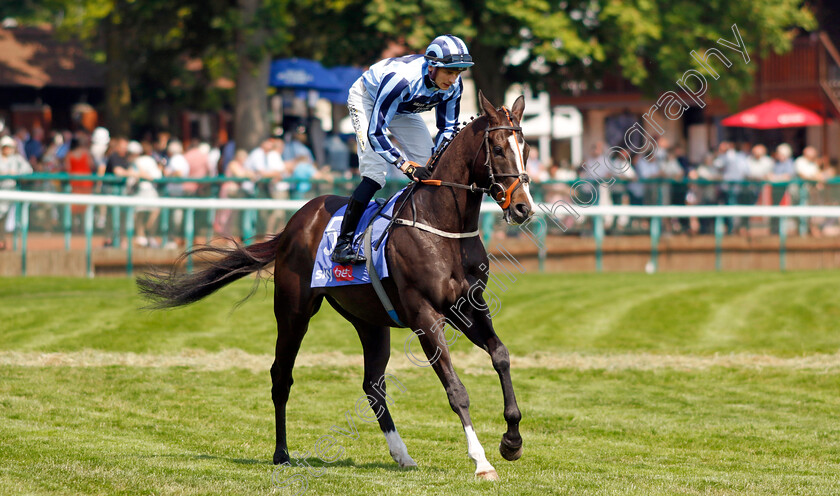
498, 106, 525, 210
499, 177, 520, 209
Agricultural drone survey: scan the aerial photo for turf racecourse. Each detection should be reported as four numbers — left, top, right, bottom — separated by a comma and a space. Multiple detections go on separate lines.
1, 272, 839, 495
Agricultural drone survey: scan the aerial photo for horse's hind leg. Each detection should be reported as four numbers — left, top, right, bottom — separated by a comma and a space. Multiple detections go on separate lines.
271, 286, 321, 465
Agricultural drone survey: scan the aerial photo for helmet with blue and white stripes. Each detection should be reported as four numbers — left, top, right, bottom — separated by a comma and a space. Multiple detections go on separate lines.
425, 35, 474, 69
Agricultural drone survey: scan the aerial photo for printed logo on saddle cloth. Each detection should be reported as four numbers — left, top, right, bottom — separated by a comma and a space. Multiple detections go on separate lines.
311, 189, 405, 288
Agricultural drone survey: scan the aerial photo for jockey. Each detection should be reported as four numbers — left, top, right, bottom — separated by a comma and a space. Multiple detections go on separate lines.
331, 34, 474, 264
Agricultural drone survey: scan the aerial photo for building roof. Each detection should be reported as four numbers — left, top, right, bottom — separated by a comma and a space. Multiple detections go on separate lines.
0, 26, 104, 89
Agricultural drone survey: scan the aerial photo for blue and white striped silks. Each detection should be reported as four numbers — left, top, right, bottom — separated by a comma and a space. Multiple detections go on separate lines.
361, 54, 462, 165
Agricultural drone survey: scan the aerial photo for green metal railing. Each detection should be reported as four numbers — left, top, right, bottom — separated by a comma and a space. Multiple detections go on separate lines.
3, 173, 840, 277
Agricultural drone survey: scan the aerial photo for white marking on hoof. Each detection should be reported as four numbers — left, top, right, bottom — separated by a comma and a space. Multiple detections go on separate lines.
464, 426, 496, 477
384, 430, 416, 467
476, 469, 500, 481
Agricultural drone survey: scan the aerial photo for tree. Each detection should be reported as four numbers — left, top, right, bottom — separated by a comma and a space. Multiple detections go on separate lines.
51, 0, 234, 136
363, 0, 815, 107
232, 0, 290, 152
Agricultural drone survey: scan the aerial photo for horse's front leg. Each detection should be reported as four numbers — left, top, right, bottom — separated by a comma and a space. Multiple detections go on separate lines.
448, 295, 523, 462
406, 303, 499, 480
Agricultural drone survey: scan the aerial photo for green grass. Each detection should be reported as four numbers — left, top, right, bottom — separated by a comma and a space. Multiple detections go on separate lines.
1, 272, 840, 495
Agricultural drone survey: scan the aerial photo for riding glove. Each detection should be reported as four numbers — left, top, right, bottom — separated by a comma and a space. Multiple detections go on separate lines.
401, 160, 433, 182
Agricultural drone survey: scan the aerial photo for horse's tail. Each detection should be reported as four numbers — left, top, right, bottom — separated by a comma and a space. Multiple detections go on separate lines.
137, 235, 283, 309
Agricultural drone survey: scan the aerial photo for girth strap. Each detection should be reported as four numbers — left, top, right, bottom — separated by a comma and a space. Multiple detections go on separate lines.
363, 224, 406, 328
393, 218, 480, 238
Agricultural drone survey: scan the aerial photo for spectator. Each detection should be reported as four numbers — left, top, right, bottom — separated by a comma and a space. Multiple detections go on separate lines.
747, 144, 773, 181
325, 133, 351, 177
714, 141, 748, 232
526, 148, 546, 183
631, 151, 660, 205
12, 128, 29, 160
127, 141, 162, 247
207, 140, 221, 178
152, 131, 171, 166
795, 146, 822, 182
164, 140, 189, 197
282, 126, 318, 196
97, 135, 130, 229
213, 149, 255, 239
102, 136, 130, 177
771, 144, 795, 181
542, 160, 579, 231
687, 152, 722, 234
244, 137, 286, 195
658, 145, 685, 232
244, 136, 288, 234
36, 132, 62, 174
90, 127, 110, 175
795, 146, 824, 235
182, 140, 212, 197
219, 138, 236, 175
24, 126, 44, 166
163, 140, 189, 248
0, 136, 33, 249
65, 135, 95, 216
765, 144, 796, 233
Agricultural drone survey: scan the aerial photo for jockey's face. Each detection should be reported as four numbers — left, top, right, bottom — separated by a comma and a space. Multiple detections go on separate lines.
432, 67, 465, 90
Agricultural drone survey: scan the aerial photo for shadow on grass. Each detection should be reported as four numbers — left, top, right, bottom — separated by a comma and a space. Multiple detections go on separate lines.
141, 453, 446, 472
135, 453, 271, 465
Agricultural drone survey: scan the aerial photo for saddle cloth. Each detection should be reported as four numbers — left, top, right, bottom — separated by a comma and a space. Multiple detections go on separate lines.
311, 189, 405, 288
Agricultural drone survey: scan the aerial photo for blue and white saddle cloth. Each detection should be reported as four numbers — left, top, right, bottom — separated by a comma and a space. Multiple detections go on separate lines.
311, 189, 405, 288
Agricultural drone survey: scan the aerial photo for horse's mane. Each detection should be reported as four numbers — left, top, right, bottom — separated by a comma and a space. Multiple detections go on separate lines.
427, 114, 485, 171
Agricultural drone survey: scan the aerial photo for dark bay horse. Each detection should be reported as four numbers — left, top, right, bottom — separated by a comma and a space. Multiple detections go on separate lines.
139, 91, 534, 480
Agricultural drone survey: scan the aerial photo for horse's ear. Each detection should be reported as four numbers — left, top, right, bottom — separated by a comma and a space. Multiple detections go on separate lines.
511, 95, 525, 123
478, 90, 497, 121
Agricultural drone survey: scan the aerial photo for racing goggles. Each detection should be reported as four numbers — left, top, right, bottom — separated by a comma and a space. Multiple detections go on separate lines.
424, 53, 474, 68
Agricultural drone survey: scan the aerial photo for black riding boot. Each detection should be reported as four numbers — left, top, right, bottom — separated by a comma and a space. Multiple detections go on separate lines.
331, 197, 368, 264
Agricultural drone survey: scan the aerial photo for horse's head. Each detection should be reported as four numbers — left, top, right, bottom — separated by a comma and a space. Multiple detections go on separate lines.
476, 91, 536, 225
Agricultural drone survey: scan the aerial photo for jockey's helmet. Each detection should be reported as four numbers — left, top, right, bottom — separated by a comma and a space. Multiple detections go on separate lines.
424, 35, 474, 69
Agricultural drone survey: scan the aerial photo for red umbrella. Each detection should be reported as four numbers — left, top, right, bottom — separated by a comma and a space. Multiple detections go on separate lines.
721, 99, 824, 129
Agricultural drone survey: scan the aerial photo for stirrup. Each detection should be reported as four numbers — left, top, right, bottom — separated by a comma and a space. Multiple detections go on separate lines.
331, 238, 366, 264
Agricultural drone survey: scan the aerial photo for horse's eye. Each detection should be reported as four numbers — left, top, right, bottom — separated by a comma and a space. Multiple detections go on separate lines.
493, 146, 504, 156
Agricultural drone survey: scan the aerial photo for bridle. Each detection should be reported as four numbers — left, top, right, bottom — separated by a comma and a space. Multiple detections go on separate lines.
419, 106, 530, 210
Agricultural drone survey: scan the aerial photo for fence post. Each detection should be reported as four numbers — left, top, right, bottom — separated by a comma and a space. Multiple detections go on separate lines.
13, 201, 20, 251
594, 215, 604, 272
481, 212, 494, 245
111, 198, 121, 248
63, 182, 72, 251
185, 208, 195, 273
242, 209, 256, 245
125, 207, 135, 277
798, 181, 808, 237
779, 215, 787, 272
714, 216, 724, 272
20, 202, 29, 276
84, 205, 94, 278
650, 216, 661, 272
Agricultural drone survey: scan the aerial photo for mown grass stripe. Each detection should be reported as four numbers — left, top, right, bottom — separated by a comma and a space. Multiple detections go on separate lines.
2, 349, 840, 372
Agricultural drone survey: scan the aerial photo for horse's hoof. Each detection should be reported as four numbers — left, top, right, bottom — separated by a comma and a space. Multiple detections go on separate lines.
499, 438, 523, 461
399, 458, 418, 468
476, 469, 500, 481
273, 450, 290, 465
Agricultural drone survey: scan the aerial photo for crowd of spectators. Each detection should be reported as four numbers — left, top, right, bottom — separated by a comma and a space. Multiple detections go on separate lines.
1, 123, 839, 247
525, 137, 838, 236
0, 123, 358, 248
